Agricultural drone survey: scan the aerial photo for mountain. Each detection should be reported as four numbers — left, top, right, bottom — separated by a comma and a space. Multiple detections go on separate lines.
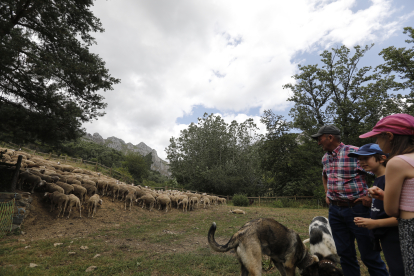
83, 133, 171, 177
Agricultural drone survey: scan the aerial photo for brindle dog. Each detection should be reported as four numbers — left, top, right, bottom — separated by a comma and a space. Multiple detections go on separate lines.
208, 218, 319, 276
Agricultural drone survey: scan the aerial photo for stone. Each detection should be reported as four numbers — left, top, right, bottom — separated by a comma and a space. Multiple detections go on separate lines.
54, 243, 63, 247
93, 254, 101, 258
29, 263, 38, 268
18, 239, 25, 242
85, 266, 97, 272
68, 252, 76, 255
80, 246, 88, 250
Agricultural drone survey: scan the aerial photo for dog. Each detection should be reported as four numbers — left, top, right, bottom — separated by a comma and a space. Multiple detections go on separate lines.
208, 218, 319, 276
229, 209, 246, 214
301, 216, 343, 276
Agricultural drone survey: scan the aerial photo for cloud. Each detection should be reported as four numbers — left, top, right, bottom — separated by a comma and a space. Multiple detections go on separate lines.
84, 0, 409, 160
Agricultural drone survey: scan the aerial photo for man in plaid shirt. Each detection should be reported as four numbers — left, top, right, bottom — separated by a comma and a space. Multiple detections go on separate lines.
312, 125, 388, 276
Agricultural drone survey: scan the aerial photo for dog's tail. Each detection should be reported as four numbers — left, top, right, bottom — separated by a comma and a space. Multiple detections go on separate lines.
208, 222, 239, 252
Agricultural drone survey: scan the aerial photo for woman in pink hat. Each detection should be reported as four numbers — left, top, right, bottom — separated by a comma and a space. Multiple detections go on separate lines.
360, 113, 414, 275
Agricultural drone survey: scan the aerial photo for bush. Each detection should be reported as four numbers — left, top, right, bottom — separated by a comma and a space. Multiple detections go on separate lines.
232, 194, 249, 207
272, 200, 283, 208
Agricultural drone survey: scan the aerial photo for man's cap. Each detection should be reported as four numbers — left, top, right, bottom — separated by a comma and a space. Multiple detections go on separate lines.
311, 125, 340, 139
360, 113, 414, 138
348, 143, 388, 158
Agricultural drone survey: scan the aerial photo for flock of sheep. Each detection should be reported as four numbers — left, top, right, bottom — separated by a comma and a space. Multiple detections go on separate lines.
0, 147, 227, 219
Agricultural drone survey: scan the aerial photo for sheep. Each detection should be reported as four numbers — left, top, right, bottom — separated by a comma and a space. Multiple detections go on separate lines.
18, 172, 45, 193
55, 181, 75, 194
60, 165, 74, 172
71, 184, 87, 205
117, 185, 129, 201
80, 183, 97, 197
96, 180, 108, 195
44, 191, 69, 218
200, 196, 210, 209
87, 194, 102, 218
106, 183, 119, 202
218, 198, 227, 205
81, 178, 96, 187
65, 177, 81, 185
175, 194, 188, 209
178, 197, 188, 213
65, 194, 82, 219
157, 194, 171, 213
44, 182, 65, 194
189, 196, 199, 210
138, 194, 155, 211
40, 174, 59, 183
124, 193, 136, 211
230, 209, 246, 214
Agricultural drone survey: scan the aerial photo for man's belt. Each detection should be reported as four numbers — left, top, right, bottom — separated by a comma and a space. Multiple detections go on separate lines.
330, 200, 362, 207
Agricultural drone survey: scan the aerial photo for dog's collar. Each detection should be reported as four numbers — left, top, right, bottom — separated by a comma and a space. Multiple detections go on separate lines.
319, 259, 335, 266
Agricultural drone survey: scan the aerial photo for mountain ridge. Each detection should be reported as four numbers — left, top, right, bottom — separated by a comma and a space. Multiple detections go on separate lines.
82, 133, 171, 177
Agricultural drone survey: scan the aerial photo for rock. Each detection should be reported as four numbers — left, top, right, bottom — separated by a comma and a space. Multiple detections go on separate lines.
80, 246, 88, 250
68, 252, 76, 255
18, 239, 25, 242
29, 263, 38, 268
85, 266, 97, 272
25, 246, 31, 249
93, 254, 101, 258
54, 243, 63, 247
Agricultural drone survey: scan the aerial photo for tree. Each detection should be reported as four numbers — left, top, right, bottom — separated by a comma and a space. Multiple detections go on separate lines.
166, 113, 262, 195
284, 44, 401, 146
0, 0, 120, 145
378, 27, 414, 114
123, 152, 149, 183
259, 110, 324, 196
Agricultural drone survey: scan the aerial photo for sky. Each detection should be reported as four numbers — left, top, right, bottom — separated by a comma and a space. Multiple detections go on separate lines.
83, 0, 414, 161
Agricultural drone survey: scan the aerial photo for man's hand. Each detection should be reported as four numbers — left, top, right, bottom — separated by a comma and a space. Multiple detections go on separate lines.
368, 186, 384, 201
354, 196, 372, 207
325, 195, 331, 205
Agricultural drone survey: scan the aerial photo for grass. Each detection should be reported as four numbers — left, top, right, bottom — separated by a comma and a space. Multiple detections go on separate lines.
0, 206, 381, 275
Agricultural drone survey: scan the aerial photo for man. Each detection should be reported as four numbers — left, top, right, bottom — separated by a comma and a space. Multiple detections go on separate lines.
311, 125, 388, 276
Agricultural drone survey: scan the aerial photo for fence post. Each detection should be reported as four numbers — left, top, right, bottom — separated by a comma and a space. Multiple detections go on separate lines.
110, 168, 112, 177
49, 153, 51, 159
11, 155, 23, 192
95, 161, 98, 171
294, 195, 297, 201
259, 196, 261, 207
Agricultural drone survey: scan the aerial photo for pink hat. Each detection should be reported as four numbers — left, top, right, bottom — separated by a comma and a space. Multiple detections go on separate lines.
360, 114, 414, 138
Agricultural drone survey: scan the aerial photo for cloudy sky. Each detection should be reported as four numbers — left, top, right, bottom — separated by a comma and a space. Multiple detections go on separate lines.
83, 0, 414, 160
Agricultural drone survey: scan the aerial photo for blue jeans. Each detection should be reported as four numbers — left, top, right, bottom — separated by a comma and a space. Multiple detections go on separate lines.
329, 203, 389, 276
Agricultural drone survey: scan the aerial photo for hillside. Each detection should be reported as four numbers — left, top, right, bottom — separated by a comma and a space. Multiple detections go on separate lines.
83, 133, 170, 177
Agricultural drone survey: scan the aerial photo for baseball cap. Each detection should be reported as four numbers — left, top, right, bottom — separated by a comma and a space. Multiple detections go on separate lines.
360, 114, 414, 138
311, 125, 340, 139
348, 143, 388, 158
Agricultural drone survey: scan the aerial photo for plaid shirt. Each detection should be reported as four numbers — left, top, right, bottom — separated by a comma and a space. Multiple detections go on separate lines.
322, 143, 368, 201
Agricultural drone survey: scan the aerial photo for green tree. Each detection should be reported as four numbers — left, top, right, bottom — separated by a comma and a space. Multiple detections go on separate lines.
259, 110, 323, 196
284, 44, 401, 146
166, 113, 261, 195
123, 152, 149, 183
0, 0, 120, 146
378, 27, 414, 114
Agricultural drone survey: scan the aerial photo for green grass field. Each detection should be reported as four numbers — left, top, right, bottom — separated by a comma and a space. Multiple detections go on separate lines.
0, 204, 383, 276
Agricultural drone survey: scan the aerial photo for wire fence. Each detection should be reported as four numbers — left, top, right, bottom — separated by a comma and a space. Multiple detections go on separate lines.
1, 141, 134, 183
0, 197, 15, 238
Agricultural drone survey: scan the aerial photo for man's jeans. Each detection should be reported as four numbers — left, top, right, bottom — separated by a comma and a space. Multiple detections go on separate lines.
329, 203, 389, 276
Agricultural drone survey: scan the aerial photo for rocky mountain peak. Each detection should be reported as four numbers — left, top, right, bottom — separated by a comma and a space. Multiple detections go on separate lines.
83, 133, 170, 177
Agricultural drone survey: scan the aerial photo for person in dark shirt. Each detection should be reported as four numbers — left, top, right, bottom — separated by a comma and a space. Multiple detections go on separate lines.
349, 143, 404, 276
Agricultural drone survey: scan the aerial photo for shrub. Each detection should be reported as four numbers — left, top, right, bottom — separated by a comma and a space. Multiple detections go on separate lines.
273, 200, 283, 208
232, 194, 249, 207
